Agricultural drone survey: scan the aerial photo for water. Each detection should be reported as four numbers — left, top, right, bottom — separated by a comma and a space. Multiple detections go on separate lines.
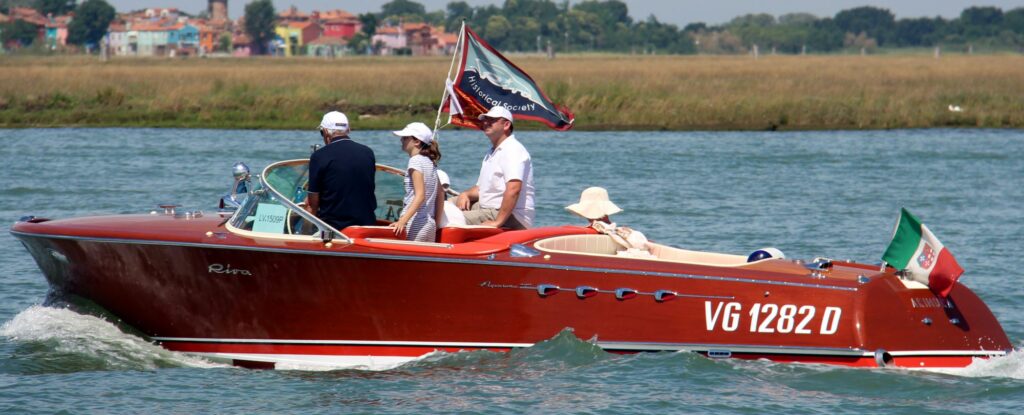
1, 128, 1023, 413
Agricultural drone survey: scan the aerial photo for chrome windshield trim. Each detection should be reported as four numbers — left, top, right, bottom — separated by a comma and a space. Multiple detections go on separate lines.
10, 230, 859, 292
243, 159, 350, 243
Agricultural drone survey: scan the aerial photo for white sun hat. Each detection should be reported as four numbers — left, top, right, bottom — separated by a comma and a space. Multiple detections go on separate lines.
392, 122, 434, 144
566, 187, 622, 220
477, 106, 513, 124
319, 111, 349, 131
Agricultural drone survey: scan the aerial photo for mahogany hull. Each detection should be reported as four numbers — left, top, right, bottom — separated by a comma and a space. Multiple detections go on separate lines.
11, 215, 1012, 370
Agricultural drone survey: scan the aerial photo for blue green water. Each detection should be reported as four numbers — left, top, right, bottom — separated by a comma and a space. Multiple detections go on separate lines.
1, 128, 1022, 413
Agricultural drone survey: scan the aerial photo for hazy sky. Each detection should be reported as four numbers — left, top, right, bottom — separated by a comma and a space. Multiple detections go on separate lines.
107, 1, 1024, 27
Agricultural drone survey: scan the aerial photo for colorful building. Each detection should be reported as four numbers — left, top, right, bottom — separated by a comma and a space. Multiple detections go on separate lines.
372, 23, 454, 56
273, 21, 320, 56
316, 10, 360, 40
44, 15, 72, 50
306, 36, 348, 57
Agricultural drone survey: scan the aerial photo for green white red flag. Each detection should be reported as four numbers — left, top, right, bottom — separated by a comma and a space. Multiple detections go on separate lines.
881, 208, 964, 298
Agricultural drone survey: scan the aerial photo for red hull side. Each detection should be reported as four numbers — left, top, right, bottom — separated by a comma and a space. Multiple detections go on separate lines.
11, 215, 1012, 369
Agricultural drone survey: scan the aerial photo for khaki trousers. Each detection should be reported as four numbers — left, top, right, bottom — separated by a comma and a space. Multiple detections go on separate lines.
462, 202, 527, 230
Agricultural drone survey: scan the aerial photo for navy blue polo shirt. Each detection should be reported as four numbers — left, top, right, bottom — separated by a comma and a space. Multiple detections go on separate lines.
307, 137, 377, 230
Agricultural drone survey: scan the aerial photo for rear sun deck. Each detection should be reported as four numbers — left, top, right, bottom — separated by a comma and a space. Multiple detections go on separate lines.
533, 234, 754, 267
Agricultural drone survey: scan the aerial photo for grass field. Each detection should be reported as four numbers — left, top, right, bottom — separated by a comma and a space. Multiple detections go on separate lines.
1, 54, 1022, 130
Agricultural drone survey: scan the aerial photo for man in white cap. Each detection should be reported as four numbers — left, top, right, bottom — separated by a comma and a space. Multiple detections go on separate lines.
455, 106, 535, 229
305, 111, 377, 231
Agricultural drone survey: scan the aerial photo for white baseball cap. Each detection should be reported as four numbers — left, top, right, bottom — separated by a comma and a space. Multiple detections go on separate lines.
478, 106, 514, 123
391, 122, 434, 144
319, 111, 349, 131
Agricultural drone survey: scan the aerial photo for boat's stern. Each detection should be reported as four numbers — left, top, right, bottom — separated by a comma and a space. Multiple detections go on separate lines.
855, 272, 1012, 368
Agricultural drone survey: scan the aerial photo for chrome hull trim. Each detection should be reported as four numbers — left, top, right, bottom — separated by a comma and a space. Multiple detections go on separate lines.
10, 230, 859, 292
152, 336, 1007, 358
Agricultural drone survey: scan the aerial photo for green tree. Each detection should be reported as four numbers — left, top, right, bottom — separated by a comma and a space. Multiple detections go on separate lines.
381, 0, 426, 17
834, 6, 895, 45
445, 1, 472, 32
959, 6, 1003, 38
347, 31, 371, 54
0, 0, 34, 11
244, 0, 275, 55
34, 0, 75, 16
358, 12, 378, 36
894, 17, 945, 46
1, 19, 39, 47
778, 13, 817, 26
807, 18, 843, 52
66, 0, 114, 48
684, 22, 707, 33
574, 0, 631, 27
217, 32, 231, 52
1005, 8, 1024, 34
485, 14, 511, 46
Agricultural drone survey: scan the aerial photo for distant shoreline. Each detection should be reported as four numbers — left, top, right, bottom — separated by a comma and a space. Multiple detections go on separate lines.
1, 55, 1022, 131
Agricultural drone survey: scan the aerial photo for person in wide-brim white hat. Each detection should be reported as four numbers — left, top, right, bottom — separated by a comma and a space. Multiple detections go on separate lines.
566, 187, 622, 222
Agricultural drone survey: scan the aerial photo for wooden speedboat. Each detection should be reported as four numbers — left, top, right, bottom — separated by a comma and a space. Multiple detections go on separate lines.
10, 159, 1011, 370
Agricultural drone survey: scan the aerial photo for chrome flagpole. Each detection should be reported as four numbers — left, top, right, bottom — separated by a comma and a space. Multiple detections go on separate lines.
431, 21, 466, 140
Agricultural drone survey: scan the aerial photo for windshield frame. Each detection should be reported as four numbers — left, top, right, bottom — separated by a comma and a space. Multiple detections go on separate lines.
227, 159, 351, 244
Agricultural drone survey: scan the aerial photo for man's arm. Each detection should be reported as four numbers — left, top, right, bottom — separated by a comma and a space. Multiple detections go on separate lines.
455, 185, 480, 210
305, 192, 320, 217
481, 180, 521, 228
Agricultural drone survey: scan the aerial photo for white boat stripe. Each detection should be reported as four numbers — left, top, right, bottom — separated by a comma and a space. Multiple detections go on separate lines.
152, 337, 1007, 357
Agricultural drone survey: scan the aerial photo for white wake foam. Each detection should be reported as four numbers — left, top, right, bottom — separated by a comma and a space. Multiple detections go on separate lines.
0, 305, 225, 370
952, 345, 1024, 379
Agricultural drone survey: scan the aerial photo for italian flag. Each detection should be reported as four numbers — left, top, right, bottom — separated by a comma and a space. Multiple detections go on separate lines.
882, 208, 964, 298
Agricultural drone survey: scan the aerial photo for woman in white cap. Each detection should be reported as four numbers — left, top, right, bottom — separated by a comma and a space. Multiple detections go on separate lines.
390, 122, 444, 242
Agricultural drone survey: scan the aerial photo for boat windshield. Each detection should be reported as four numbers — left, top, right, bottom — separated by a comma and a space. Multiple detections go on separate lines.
228, 160, 407, 238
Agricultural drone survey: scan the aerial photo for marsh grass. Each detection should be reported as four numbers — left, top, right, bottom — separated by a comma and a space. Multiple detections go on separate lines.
1, 54, 1022, 130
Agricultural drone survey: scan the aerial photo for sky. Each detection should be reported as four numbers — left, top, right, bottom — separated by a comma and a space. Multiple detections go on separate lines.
107, 1, 1024, 27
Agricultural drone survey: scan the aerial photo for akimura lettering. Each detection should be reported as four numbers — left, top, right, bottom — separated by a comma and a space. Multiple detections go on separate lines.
911, 297, 955, 309
704, 301, 843, 335
208, 264, 252, 276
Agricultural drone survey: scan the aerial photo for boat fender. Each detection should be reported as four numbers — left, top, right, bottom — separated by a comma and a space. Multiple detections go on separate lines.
747, 247, 785, 262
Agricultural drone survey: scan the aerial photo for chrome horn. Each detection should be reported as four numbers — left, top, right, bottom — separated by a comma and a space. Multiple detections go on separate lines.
220, 162, 251, 210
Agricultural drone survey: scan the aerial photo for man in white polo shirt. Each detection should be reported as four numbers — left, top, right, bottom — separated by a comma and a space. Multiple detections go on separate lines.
455, 106, 535, 229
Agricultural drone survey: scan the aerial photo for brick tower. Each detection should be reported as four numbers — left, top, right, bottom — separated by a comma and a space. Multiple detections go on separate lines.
209, 0, 228, 23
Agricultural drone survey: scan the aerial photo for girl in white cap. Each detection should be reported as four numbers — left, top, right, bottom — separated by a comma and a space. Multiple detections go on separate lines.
390, 122, 444, 242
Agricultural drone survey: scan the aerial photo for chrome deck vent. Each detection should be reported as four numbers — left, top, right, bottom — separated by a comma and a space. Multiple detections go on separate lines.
510, 244, 541, 258
537, 284, 559, 297
575, 286, 598, 299
653, 290, 677, 302
615, 288, 638, 300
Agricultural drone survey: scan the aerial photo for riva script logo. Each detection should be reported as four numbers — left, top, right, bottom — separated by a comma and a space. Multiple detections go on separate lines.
208, 264, 252, 276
